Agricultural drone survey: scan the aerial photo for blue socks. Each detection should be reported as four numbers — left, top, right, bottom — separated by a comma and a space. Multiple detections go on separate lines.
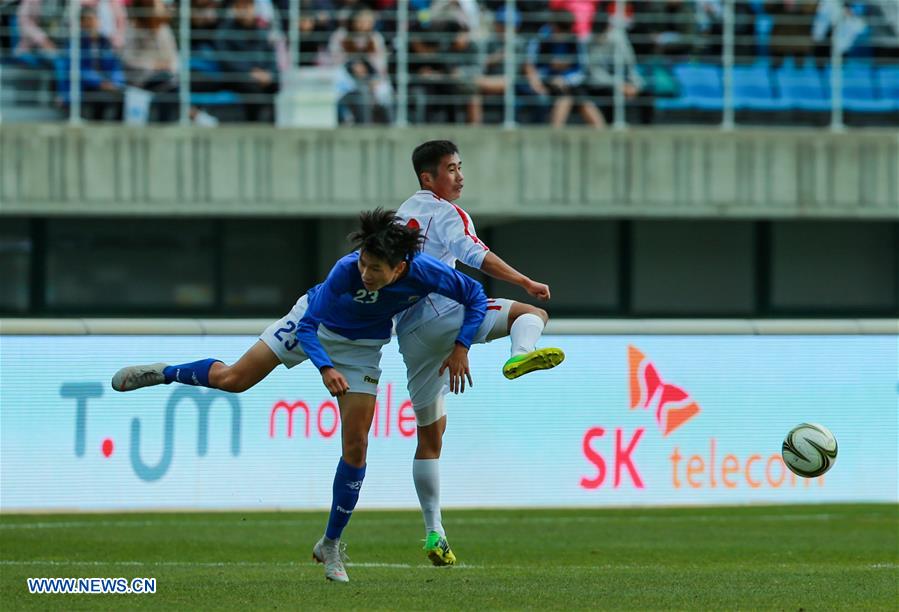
325, 458, 366, 541
163, 359, 221, 387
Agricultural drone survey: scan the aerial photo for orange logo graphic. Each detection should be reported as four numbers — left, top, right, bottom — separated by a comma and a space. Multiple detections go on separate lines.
628, 346, 700, 436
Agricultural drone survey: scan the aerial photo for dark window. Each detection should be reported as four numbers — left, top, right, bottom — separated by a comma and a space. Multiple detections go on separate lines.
490, 221, 619, 314
632, 221, 755, 315
222, 219, 311, 314
45, 219, 216, 312
0, 219, 31, 313
770, 221, 898, 313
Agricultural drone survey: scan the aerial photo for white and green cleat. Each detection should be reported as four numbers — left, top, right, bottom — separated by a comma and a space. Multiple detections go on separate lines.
502, 348, 565, 380
424, 531, 456, 567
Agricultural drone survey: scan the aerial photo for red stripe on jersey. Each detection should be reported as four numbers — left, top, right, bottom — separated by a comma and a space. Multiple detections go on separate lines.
487, 305, 502, 311
449, 204, 488, 251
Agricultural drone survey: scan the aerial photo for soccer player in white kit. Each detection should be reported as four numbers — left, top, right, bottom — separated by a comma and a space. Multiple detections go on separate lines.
396, 140, 565, 566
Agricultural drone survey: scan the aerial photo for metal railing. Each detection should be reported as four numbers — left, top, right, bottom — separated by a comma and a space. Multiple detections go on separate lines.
2, 317, 896, 335
1, 0, 897, 128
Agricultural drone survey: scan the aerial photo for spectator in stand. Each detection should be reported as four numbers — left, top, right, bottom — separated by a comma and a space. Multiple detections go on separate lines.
124, 0, 181, 121
696, 0, 758, 60
407, 16, 443, 122
58, 6, 126, 121
82, 0, 128, 50
216, 0, 281, 122
812, 0, 869, 63
370, 0, 398, 43
430, 0, 482, 33
549, 0, 599, 40
328, 7, 392, 124
765, 0, 817, 67
585, 14, 654, 126
333, 0, 365, 29
522, 9, 604, 128
294, 0, 336, 66
476, 5, 524, 103
15, 0, 57, 65
638, 0, 695, 57
432, 17, 482, 123
190, 0, 222, 52
517, 0, 553, 35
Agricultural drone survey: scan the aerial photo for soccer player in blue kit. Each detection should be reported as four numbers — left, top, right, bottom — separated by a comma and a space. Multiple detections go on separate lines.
111, 209, 487, 583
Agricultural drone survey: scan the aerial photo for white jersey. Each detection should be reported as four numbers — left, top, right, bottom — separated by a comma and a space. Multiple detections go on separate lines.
394, 190, 490, 334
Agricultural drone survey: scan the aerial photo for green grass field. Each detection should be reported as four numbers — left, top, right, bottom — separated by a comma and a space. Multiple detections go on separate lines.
1, 504, 896, 610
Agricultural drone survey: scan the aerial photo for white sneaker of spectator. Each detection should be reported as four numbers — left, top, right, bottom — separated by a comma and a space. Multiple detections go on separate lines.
193, 110, 219, 127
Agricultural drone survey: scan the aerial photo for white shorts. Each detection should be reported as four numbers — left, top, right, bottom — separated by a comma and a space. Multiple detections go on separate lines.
398, 298, 512, 426
261, 295, 388, 396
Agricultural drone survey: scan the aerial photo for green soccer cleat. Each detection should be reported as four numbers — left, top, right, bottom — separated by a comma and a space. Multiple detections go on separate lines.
502, 347, 565, 380
423, 531, 456, 567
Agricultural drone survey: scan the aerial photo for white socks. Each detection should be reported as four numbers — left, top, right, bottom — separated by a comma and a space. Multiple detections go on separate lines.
509, 313, 545, 356
413, 458, 444, 537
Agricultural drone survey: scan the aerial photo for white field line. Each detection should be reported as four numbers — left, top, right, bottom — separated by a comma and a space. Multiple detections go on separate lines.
0, 560, 896, 571
1, 512, 891, 531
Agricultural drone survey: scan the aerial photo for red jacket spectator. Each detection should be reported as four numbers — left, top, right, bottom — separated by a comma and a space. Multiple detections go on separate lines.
549, 0, 599, 39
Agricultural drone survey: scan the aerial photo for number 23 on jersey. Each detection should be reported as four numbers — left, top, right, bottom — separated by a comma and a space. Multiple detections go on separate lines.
353, 289, 379, 304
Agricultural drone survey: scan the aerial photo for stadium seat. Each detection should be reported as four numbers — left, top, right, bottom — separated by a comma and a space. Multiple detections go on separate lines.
190, 91, 241, 106
656, 64, 722, 112
732, 63, 787, 111
189, 56, 222, 75
876, 65, 899, 111
824, 64, 894, 113
188, 49, 241, 107
773, 63, 830, 112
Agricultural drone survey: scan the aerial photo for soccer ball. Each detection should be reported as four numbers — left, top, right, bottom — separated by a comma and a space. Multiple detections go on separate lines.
781, 423, 838, 478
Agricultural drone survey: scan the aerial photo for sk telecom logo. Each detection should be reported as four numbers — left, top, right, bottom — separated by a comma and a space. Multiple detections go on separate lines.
628, 346, 700, 436
581, 346, 700, 489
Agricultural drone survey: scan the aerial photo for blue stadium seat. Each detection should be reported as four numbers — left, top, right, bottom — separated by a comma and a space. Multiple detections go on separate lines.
773, 63, 830, 111
188, 48, 240, 107
190, 56, 222, 75
824, 64, 893, 113
732, 63, 786, 111
656, 64, 722, 111
190, 91, 241, 106
876, 65, 899, 111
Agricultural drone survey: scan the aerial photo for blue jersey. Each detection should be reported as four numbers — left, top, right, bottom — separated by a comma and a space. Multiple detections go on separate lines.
297, 251, 487, 370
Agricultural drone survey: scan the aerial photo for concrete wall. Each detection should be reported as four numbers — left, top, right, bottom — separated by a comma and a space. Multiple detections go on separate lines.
1, 125, 897, 218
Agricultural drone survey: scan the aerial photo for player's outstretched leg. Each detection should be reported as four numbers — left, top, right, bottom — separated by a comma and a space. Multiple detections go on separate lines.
501, 304, 565, 380
111, 341, 279, 393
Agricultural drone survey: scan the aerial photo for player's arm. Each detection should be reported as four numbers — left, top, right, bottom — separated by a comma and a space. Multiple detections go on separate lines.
480, 252, 550, 301
438, 207, 551, 301
419, 258, 488, 393
296, 260, 352, 397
